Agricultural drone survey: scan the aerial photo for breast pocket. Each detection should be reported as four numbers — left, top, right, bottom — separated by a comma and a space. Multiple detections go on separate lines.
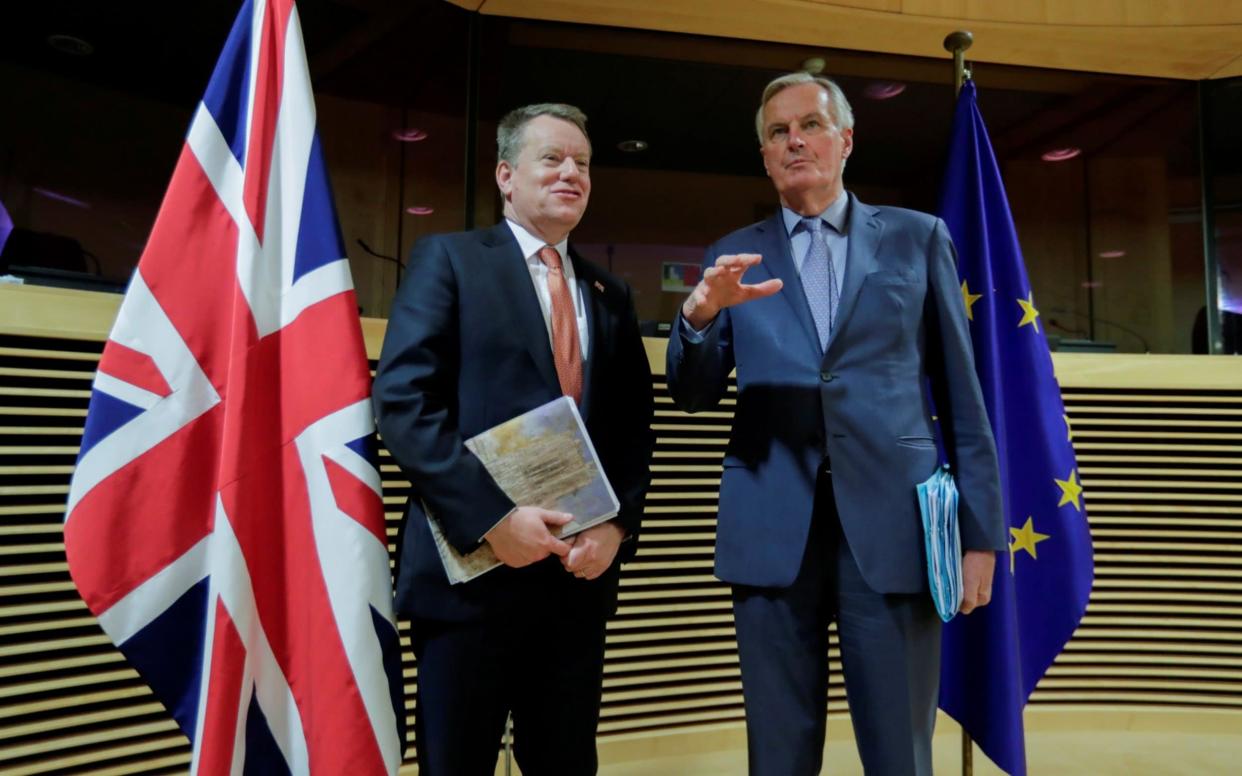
857, 271, 922, 322
863, 266, 919, 286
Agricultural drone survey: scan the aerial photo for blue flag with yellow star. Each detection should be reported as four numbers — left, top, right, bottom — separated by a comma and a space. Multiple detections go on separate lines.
936, 80, 1095, 776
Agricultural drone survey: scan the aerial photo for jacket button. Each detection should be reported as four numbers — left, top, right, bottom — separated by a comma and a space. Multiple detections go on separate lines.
820, 371, 833, 382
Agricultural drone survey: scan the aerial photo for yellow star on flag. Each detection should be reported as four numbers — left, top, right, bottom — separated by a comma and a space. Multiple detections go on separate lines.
1017, 292, 1040, 332
1063, 413, 1073, 442
1010, 516, 1051, 573
1055, 469, 1084, 511
961, 279, 983, 321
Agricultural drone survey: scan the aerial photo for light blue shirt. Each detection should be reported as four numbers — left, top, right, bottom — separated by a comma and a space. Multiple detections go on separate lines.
783, 189, 849, 300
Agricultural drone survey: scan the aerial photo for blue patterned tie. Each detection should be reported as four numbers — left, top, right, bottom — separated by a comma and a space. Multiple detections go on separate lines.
799, 217, 838, 351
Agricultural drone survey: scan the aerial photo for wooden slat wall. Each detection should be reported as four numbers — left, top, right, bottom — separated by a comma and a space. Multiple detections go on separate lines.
1, 287, 1241, 773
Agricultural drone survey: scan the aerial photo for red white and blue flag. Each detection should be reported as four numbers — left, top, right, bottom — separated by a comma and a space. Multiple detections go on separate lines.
63, 2, 404, 773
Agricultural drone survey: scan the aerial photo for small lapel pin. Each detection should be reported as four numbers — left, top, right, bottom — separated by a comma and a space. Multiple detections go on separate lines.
593, 280, 605, 294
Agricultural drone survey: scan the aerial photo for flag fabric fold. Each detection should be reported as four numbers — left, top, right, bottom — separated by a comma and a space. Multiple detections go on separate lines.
937, 79, 1095, 776
63, 1, 404, 773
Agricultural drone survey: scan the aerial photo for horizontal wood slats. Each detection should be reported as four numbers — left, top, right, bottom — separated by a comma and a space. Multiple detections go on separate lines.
2, 289, 1241, 772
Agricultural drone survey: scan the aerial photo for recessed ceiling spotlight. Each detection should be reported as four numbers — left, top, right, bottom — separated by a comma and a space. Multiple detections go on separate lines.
801, 57, 826, 74
46, 34, 94, 57
1041, 147, 1082, 162
392, 128, 428, 142
1081, 280, 1103, 289
405, 206, 434, 215
863, 82, 906, 100
1098, 250, 1126, 259
617, 139, 648, 153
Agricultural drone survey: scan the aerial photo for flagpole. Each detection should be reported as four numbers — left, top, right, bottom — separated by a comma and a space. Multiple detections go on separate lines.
944, 29, 976, 776
944, 30, 973, 97
504, 712, 514, 775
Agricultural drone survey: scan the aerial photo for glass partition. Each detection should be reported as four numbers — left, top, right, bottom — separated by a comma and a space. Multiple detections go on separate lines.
0, 4, 1212, 352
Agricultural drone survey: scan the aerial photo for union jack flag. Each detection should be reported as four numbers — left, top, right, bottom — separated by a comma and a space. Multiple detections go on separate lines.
63, 2, 404, 773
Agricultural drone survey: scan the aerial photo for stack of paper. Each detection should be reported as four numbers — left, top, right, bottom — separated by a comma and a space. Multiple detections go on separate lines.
916, 465, 963, 622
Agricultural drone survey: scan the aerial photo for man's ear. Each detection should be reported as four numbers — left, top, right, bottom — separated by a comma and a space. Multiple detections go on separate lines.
495, 160, 513, 198
841, 127, 854, 161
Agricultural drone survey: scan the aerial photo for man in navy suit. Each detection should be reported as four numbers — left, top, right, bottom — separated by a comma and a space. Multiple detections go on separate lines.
373, 103, 654, 776
667, 73, 1006, 775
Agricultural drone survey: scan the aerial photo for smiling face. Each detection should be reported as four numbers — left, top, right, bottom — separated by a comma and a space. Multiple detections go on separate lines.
760, 82, 853, 215
496, 114, 592, 244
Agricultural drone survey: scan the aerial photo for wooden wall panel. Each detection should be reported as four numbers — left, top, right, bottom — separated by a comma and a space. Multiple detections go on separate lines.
1, 285, 1240, 773
451, 0, 1242, 80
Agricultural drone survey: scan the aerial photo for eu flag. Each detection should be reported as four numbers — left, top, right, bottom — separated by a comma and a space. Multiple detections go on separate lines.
937, 80, 1095, 775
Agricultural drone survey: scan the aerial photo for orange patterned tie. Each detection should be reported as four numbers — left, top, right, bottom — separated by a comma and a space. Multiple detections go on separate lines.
538, 245, 583, 404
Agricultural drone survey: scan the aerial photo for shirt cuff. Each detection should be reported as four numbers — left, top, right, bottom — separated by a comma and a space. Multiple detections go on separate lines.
681, 312, 716, 342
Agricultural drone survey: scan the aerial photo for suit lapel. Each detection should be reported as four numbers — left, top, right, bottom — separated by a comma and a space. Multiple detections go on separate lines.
481, 223, 560, 393
756, 212, 822, 355
568, 247, 601, 416
824, 194, 883, 356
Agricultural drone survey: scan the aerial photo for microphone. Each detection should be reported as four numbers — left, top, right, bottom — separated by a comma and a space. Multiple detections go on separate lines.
1046, 307, 1150, 352
356, 238, 405, 269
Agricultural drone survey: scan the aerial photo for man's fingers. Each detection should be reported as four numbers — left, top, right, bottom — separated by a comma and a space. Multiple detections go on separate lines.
541, 510, 575, 527
740, 279, 784, 300
715, 253, 762, 268
545, 537, 572, 558
564, 540, 600, 573
959, 550, 996, 615
960, 585, 991, 615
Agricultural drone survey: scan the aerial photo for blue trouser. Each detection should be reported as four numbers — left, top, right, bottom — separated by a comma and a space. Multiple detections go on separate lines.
732, 464, 941, 775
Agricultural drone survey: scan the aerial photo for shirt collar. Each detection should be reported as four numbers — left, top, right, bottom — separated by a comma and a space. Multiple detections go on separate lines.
506, 219, 569, 263
781, 190, 849, 236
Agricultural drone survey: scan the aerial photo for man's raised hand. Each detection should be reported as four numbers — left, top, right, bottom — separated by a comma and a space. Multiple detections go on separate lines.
682, 254, 784, 330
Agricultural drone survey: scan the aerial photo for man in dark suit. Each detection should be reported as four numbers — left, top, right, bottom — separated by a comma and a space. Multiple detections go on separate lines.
373, 103, 654, 776
667, 73, 1006, 775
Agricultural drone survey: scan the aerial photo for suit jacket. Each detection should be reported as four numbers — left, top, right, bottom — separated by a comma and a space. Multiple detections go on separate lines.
374, 222, 655, 622
667, 193, 1006, 593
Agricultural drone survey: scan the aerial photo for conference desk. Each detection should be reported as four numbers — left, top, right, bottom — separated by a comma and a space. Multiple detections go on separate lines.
1, 283, 1239, 774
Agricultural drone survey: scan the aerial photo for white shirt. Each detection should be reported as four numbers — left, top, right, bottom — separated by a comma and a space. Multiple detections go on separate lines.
506, 219, 590, 360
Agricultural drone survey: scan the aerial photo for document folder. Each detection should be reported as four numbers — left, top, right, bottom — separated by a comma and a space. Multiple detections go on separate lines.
425, 396, 620, 584
917, 465, 963, 622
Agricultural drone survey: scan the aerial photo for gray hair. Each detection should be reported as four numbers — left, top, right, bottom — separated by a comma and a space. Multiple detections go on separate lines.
497, 103, 590, 165
755, 72, 854, 143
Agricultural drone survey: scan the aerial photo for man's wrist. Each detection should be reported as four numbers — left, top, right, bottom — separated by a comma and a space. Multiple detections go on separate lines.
682, 300, 719, 331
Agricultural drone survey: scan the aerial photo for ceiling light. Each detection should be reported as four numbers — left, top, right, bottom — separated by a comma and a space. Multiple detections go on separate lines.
393, 128, 428, 142
46, 34, 94, 56
33, 187, 91, 208
617, 140, 648, 153
863, 82, 906, 100
1098, 250, 1125, 259
1041, 147, 1081, 162
405, 206, 434, 215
